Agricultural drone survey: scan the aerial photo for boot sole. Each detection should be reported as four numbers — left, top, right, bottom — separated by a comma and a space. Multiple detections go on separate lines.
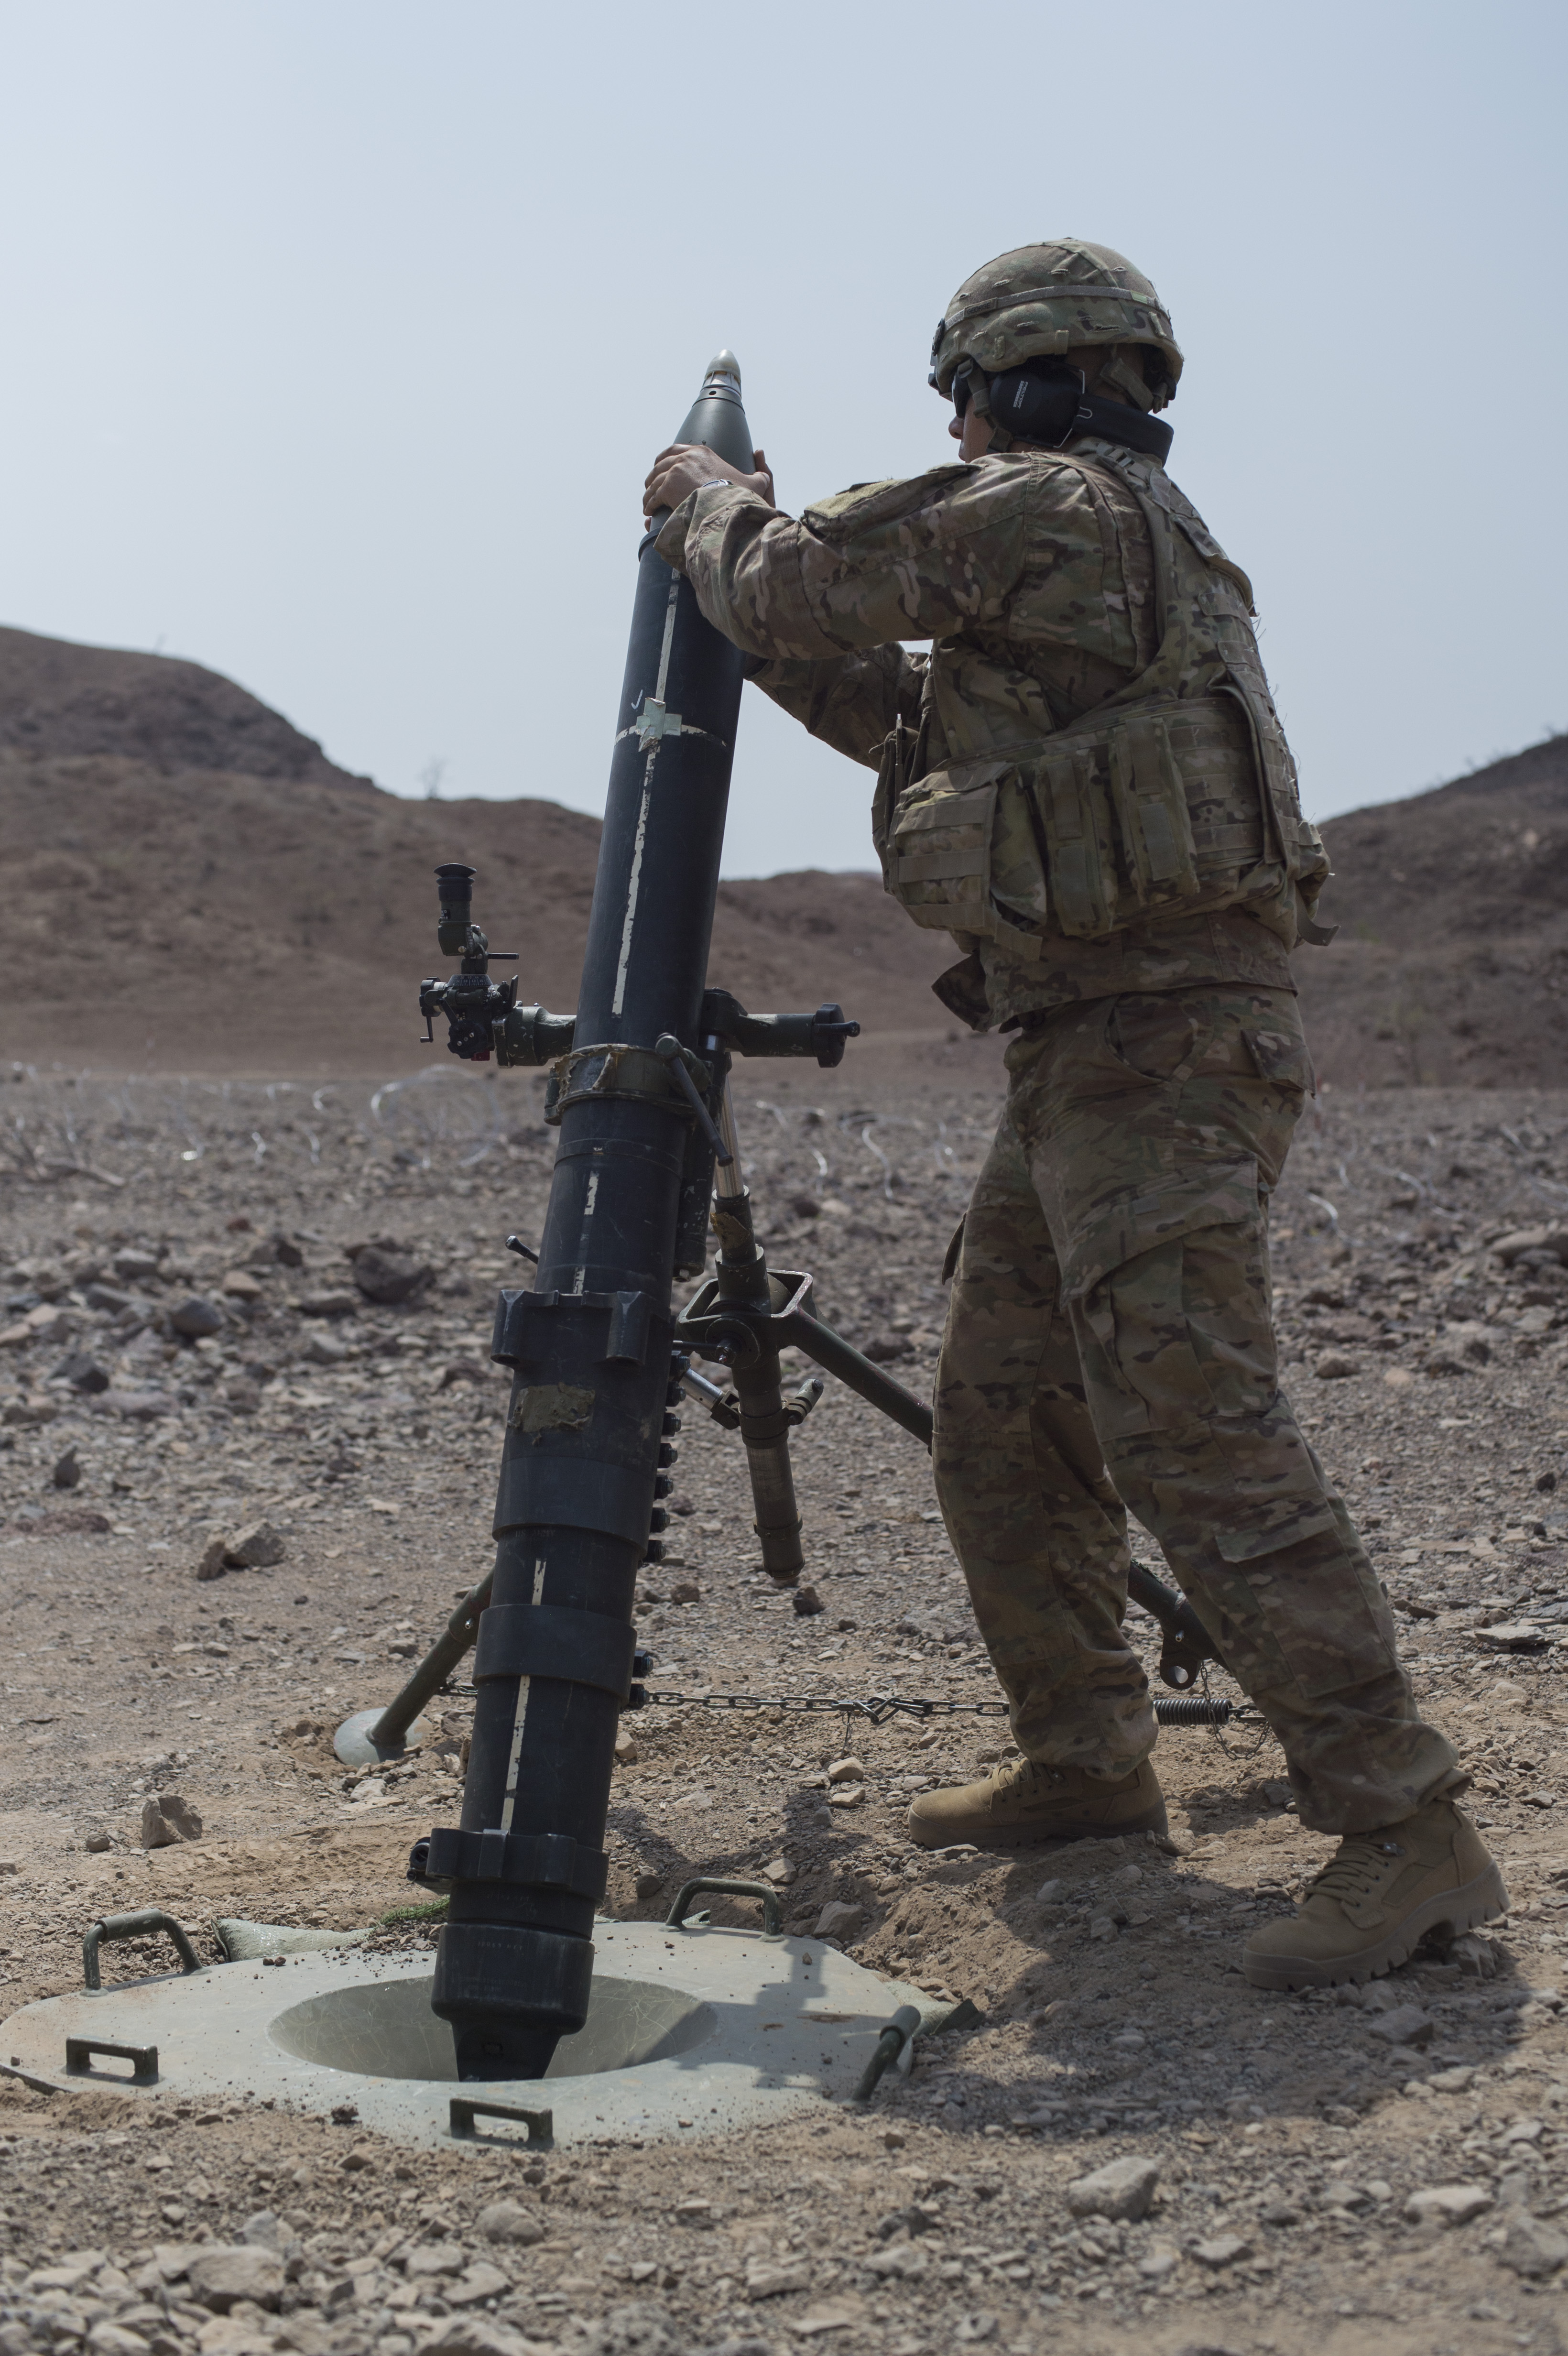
1242, 1860, 1510, 1991
908, 1799, 1169, 1852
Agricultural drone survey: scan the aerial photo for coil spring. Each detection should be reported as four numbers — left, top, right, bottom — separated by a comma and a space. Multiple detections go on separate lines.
1153, 1696, 1233, 1726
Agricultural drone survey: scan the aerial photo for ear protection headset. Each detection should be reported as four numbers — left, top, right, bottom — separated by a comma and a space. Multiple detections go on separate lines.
953, 357, 1174, 463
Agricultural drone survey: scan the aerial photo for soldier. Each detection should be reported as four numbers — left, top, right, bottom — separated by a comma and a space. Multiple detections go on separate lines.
642, 241, 1503, 1988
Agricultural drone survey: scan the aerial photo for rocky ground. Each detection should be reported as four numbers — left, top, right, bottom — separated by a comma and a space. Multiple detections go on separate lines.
1, 1052, 1568, 2356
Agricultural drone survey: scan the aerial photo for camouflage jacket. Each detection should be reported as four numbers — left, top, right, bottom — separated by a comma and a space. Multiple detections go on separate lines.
655, 442, 1330, 1028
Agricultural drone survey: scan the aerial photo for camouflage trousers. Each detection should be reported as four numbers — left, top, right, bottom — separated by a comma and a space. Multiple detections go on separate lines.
932, 984, 1460, 1835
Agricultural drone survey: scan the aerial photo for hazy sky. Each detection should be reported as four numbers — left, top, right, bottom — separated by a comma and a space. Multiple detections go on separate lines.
1, 0, 1562, 877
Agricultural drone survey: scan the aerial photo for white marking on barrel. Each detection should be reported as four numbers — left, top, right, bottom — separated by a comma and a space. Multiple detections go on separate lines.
611, 577, 681, 1019
498, 1559, 549, 1833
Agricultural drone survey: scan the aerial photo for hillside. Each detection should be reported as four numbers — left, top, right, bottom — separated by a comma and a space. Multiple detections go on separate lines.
0, 625, 371, 789
1297, 731, 1568, 1089
0, 624, 1562, 1086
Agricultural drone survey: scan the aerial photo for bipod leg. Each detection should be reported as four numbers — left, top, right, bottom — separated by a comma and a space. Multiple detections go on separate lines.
709, 1090, 806, 1583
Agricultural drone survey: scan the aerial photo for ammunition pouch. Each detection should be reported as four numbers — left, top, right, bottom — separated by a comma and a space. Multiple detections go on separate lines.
424, 1825, 609, 1901
884, 691, 1308, 954
473, 1602, 637, 1702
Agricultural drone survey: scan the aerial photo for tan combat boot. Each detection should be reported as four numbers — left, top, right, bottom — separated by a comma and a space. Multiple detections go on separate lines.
908, 1756, 1166, 1851
1243, 1797, 1507, 1990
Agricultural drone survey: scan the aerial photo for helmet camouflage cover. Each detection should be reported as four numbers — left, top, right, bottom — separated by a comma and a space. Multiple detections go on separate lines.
930, 239, 1183, 412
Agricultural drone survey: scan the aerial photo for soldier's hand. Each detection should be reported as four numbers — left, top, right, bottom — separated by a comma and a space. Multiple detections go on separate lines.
643, 444, 775, 518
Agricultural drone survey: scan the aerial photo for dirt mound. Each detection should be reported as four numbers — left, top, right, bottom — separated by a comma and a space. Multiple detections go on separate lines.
0, 622, 1562, 1087
0, 624, 371, 788
0, 753, 953, 1072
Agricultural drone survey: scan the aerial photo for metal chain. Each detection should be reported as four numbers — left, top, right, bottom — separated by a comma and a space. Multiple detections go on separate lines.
635, 1688, 1253, 1729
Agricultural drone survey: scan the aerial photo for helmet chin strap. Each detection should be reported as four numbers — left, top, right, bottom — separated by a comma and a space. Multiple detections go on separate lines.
1094, 350, 1160, 413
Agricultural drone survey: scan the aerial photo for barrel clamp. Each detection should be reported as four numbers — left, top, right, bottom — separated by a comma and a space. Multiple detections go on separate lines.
543, 1040, 713, 1128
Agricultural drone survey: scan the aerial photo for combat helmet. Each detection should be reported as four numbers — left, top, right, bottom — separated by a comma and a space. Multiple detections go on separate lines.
929, 240, 1183, 414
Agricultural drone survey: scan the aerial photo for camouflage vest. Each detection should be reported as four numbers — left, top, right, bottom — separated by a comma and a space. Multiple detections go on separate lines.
873, 441, 1331, 956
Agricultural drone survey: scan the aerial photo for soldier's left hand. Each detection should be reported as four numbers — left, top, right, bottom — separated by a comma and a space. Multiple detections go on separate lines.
643, 443, 775, 518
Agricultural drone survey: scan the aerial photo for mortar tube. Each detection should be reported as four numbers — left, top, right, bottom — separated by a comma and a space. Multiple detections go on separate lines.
430, 351, 760, 2080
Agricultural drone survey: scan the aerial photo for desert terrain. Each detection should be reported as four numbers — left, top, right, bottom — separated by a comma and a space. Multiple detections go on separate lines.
1, 628, 1568, 2356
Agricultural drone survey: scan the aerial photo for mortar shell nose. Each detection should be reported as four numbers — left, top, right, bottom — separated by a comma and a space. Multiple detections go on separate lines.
704, 349, 741, 385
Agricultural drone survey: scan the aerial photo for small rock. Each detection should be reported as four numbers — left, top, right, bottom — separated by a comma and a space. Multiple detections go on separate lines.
84, 1829, 113, 1854
140, 1793, 203, 1849
762, 1857, 796, 1887
792, 1584, 825, 1617
474, 2200, 544, 2248
237, 2213, 283, 2251
403, 2243, 467, 2278
1191, 2234, 1252, 2269
114, 1248, 160, 1280
745, 2260, 811, 2299
1498, 2211, 1568, 2277
863, 1333, 914, 1363
445, 2262, 511, 2307
196, 1538, 229, 1583
1367, 2004, 1435, 2048
1315, 1350, 1360, 1380
421, 2322, 534, 2356
221, 1270, 263, 1302
349, 1245, 432, 1307
633, 1872, 664, 1901
866, 2245, 929, 2280
675, 2199, 714, 2227
87, 2326, 149, 2356
296, 1290, 360, 1320
813, 1900, 865, 1942
614, 1726, 638, 1763
578, 2308, 683, 2356
1451, 1933, 1501, 1979
305, 1332, 353, 1366
226, 1519, 286, 1569
827, 1756, 865, 1784
60, 1356, 110, 1396
827, 1783, 865, 1809
52, 1447, 82, 1489
1474, 1622, 1547, 1653
1426, 2065, 1476, 2092
1136, 2240, 1181, 2280
1088, 1912, 1118, 1941
668, 1580, 701, 1605
186, 2247, 285, 2312
1065, 2154, 1160, 2222
1404, 2183, 1494, 2226
170, 1296, 226, 1340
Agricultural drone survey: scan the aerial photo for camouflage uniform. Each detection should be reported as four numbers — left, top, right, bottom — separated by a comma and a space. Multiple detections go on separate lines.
654, 400, 1460, 1839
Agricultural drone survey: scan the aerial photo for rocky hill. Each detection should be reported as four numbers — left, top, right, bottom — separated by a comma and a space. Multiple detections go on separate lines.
1297, 731, 1568, 1090
0, 625, 371, 789
0, 625, 1562, 1086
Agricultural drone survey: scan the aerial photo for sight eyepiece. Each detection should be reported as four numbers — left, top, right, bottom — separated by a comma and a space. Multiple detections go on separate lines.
435, 863, 477, 957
